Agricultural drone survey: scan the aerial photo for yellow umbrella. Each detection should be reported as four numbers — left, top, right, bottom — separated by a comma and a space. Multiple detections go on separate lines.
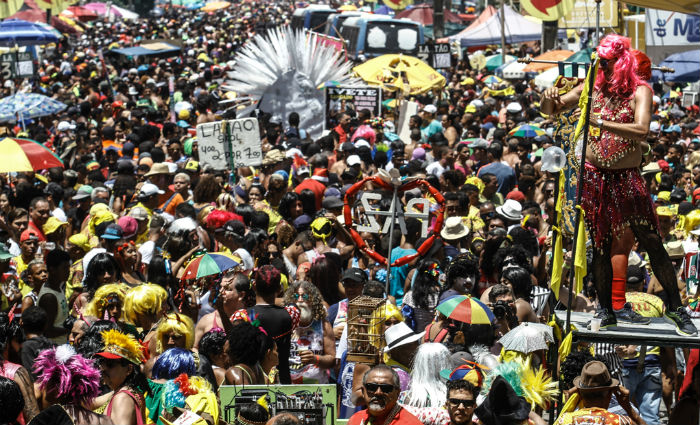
338, 4, 358, 10
353, 54, 446, 95
201, 1, 230, 11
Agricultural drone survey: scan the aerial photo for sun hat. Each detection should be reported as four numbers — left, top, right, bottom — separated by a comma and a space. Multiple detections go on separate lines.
495, 199, 524, 221
573, 361, 619, 392
95, 329, 144, 365
440, 216, 469, 241
383, 322, 424, 353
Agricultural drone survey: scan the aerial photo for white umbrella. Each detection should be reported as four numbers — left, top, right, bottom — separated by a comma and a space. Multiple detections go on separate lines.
534, 65, 586, 89
499, 322, 553, 354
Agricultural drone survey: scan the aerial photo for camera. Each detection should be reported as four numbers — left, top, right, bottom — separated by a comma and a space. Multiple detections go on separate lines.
492, 300, 512, 320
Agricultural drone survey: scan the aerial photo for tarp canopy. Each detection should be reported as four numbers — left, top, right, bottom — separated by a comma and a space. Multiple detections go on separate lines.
448, 5, 563, 47
395, 4, 463, 25
108, 43, 181, 57
651, 50, 700, 83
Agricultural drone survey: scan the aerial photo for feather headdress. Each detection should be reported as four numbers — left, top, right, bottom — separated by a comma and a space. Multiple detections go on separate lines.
98, 329, 144, 365
33, 345, 101, 406
224, 27, 359, 139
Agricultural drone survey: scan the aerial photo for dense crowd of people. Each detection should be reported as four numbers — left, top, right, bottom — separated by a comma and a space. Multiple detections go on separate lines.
0, 2, 698, 425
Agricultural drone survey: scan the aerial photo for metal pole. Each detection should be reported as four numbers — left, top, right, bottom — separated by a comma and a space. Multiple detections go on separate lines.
434, 0, 445, 38
565, 57, 599, 336
500, 0, 506, 65
594, 0, 601, 46
385, 185, 399, 297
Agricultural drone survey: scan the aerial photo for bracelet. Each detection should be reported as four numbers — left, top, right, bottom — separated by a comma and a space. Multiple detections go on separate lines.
643, 143, 652, 156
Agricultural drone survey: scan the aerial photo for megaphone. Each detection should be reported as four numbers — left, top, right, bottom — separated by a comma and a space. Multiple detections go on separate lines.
541, 146, 566, 173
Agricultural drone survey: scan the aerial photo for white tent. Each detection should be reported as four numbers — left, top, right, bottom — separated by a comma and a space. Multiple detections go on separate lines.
449, 5, 563, 47
501, 60, 528, 79
534, 65, 586, 89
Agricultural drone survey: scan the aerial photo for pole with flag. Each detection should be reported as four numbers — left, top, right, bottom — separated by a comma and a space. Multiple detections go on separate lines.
564, 54, 599, 336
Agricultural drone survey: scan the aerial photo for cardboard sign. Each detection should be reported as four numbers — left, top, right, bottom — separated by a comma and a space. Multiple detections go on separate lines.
645, 9, 700, 46
196, 118, 262, 170
325, 86, 382, 129
417, 43, 452, 69
558, 0, 618, 28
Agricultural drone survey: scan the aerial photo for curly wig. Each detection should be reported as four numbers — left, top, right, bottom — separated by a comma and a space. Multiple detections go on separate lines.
156, 313, 195, 354
152, 348, 196, 380
33, 345, 101, 406
84, 283, 129, 319
283, 280, 326, 322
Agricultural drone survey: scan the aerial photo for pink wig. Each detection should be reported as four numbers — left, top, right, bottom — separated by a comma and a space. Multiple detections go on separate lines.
595, 34, 644, 99
351, 125, 377, 145
33, 345, 101, 406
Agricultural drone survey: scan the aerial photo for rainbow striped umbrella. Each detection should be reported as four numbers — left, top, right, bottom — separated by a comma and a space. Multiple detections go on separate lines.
436, 295, 495, 325
181, 252, 240, 281
509, 124, 546, 138
0, 137, 63, 172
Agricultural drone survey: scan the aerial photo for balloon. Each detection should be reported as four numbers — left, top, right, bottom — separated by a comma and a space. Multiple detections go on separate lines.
541, 146, 567, 173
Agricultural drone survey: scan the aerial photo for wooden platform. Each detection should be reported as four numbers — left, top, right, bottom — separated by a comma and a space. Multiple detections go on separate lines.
554, 311, 700, 348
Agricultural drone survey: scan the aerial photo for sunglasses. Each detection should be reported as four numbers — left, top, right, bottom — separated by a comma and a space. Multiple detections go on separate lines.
365, 383, 395, 394
480, 211, 495, 220
448, 398, 475, 407
296, 293, 309, 301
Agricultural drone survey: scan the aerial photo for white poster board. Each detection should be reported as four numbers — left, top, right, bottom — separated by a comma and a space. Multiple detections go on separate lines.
196, 118, 262, 170
397, 101, 419, 143
645, 9, 700, 46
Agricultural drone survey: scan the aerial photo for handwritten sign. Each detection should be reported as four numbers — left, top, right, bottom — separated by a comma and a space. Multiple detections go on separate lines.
196, 118, 262, 170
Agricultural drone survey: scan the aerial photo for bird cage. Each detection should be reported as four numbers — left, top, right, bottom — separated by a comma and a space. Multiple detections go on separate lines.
346, 296, 386, 364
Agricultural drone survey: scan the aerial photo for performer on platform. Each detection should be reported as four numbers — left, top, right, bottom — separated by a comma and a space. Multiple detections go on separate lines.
540, 34, 697, 336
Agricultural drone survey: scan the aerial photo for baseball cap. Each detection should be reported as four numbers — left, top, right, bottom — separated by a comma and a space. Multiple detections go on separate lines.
57, 121, 76, 131
423, 104, 437, 114
118, 216, 138, 239
322, 196, 344, 210
100, 223, 123, 240
139, 183, 165, 198
20, 229, 39, 242
341, 268, 366, 285
346, 154, 361, 167
129, 207, 149, 221
0, 242, 12, 261
43, 216, 67, 235
72, 185, 94, 201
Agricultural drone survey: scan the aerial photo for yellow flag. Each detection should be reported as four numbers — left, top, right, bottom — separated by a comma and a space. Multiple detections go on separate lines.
573, 206, 587, 296
572, 55, 599, 144
555, 170, 566, 213
550, 226, 564, 299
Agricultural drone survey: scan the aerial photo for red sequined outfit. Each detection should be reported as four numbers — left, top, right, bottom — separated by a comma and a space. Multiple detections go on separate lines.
580, 91, 658, 250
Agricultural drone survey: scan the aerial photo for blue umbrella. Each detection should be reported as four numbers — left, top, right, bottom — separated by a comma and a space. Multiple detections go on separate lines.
652, 50, 700, 83
0, 19, 60, 47
0, 93, 67, 123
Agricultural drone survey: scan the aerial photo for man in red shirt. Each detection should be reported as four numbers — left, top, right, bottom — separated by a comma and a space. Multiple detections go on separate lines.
27, 197, 50, 242
349, 365, 422, 425
294, 169, 327, 210
334, 113, 352, 144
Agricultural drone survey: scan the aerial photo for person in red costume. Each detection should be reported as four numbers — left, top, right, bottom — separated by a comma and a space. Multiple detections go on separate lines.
541, 35, 697, 336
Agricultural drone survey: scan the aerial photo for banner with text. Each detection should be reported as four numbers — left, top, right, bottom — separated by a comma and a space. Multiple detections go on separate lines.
196, 118, 262, 170
646, 9, 700, 46
325, 86, 382, 129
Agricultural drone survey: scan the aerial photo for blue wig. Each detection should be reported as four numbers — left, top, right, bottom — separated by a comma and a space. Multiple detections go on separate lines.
152, 348, 196, 380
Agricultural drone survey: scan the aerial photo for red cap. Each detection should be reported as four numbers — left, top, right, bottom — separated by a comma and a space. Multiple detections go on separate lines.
657, 160, 670, 173
94, 351, 122, 360
693, 188, 700, 202
311, 168, 329, 183
20, 229, 38, 242
506, 190, 526, 202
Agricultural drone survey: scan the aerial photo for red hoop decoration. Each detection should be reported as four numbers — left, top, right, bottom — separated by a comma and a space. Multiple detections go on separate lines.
342, 177, 446, 268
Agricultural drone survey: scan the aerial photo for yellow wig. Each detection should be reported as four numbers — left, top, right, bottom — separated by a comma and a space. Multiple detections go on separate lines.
84, 283, 129, 318
156, 313, 195, 354
123, 284, 168, 326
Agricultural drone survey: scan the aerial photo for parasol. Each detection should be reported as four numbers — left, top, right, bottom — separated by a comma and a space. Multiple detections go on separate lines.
0, 92, 66, 122
509, 124, 546, 138
436, 295, 495, 325
499, 322, 553, 354
353, 54, 446, 96
0, 137, 64, 172
201, 1, 231, 11
181, 252, 240, 281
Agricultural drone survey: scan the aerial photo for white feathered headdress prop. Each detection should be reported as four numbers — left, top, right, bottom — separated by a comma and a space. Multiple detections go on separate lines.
224, 27, 359, 139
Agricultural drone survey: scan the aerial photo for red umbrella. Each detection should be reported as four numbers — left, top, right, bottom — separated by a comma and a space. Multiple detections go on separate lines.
395, 4, 464, 25
65, 5, 97, 22
0, 138, 64, 172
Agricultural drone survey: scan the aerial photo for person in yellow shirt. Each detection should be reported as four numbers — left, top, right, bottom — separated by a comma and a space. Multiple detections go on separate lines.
11, 229, 40, 296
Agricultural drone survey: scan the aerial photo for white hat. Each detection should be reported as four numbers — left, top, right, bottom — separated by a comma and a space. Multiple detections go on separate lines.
423, 104, 437, 114
128, 86, 139, 96
57, 121, 76, 131
145, 78, 156, 86
440, 216, 469, 241
346, 155, 361, 167
496, 199, 524, 221
354, 140, 371, 149
128, 68, 138, 75
139, 183, 165, 198
506, 102, 522, 113
649, 121, 660, 133
470, 99, 484, 108
286, 148, 303, 158
383, 322, 424, 353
